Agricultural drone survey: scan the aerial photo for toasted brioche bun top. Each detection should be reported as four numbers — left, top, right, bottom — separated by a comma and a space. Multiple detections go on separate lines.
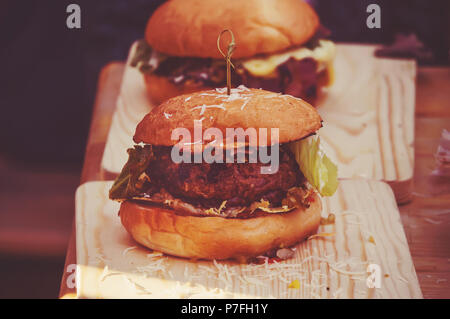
133, 87, 322, 147
146, 0, 319, 59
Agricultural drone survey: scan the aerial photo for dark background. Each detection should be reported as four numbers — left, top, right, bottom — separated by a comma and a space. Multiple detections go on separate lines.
0, 0, 448, 298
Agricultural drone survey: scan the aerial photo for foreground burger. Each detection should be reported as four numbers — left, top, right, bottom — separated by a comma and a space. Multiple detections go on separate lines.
132, 0, 335, 105
109, 87, 338, 260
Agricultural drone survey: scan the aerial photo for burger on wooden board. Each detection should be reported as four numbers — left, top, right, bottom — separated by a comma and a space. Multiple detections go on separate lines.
131, 0, 336, 105
109, 86, 338, 261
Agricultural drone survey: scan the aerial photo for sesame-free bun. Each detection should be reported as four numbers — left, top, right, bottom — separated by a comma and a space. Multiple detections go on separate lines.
144, 73, 212, 106
134, 88, 322, 147
146, 0, 319, 59
119, 191, 321, 260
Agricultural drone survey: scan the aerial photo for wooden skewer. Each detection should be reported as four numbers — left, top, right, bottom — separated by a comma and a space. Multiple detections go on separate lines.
217, 29, 236, 95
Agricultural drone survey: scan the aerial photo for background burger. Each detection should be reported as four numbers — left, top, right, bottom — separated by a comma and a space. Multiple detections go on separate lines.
131, 0, 336, 105
109, 87, 338, 261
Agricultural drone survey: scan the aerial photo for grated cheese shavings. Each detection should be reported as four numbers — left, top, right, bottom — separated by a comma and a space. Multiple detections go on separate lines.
308, 232, 336, 240
205, 200, 227, 216
424, 218, 443, 225
99, 265, 123, 282
122, 246, 137, 256
191, 104, 226, 115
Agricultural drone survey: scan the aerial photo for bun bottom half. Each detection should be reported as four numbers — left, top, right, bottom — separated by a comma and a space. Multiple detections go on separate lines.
119, 193, 322, 260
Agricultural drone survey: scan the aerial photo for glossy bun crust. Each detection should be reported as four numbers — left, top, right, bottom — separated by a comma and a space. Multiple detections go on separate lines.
134, 88, 322, 147
119, 191, 321, 260
146, 0, 319, 59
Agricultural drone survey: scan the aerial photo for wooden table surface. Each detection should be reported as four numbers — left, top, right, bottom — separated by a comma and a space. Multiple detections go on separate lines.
58, 62, 450, 299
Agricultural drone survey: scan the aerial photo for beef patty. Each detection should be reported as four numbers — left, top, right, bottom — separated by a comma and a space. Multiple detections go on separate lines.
145, 146, 304, 207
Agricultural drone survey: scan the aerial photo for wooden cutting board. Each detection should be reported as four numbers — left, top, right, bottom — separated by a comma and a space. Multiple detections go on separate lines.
75, 180, 422, 299
100, 42, 416, 203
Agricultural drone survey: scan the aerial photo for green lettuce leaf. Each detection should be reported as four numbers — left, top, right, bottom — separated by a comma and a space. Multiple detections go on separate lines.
288, 135, 338, 197
130, 40, 167, 74
130, 40, 153, 72
109, 145, 154, 201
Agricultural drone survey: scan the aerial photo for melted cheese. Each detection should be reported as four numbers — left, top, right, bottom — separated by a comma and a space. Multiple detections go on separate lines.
241, 40, 336, 77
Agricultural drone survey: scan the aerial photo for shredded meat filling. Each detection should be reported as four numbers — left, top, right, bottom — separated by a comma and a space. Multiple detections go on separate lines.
129, 146, 313, 218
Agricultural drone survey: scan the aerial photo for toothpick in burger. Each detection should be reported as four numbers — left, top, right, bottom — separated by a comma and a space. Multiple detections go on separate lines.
131, 0, 335, 105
